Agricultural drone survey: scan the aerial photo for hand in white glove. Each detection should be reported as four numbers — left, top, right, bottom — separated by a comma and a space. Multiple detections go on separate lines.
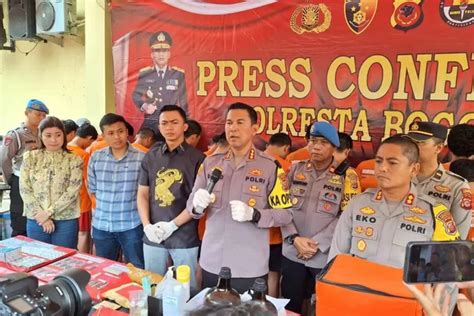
230, 200, 254, 222
155, 221, 179, 241
192, 189, 215, 214
144, 224, 163, 244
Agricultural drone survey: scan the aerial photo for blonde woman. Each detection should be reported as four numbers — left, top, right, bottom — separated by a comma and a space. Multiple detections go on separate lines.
20, 116, 82, 248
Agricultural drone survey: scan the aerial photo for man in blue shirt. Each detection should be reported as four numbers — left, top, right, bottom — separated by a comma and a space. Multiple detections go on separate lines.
88, 114, 145, 268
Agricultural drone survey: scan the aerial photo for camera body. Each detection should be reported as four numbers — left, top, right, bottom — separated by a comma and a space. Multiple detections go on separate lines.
0, 268, 92, 315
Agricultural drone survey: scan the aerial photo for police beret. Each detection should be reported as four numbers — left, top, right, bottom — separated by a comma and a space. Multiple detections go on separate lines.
406, 122, 448, 142
149, 31, 172, 50
310, 121, 340, 147
26, 99, 49, 114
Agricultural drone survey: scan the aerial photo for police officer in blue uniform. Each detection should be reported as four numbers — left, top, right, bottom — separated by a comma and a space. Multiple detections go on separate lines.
132, 31, 188, 133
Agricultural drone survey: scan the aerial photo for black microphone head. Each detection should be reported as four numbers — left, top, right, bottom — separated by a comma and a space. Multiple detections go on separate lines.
210, 168, 222, 182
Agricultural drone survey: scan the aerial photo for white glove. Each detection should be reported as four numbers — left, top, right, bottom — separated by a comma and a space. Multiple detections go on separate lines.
155, 221, 179, 241
192, 189, 215, 214
144, 224, 163, 244
230, 200, 254, 222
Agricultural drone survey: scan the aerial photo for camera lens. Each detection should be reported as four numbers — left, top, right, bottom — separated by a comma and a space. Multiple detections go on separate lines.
35, 268, 92, 316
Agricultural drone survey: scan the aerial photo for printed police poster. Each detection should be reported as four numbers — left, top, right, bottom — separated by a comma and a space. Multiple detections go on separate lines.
111, 0, 474, 162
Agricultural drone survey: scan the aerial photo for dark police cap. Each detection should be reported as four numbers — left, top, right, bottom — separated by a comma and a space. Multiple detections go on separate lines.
406, 122, 448, 142
149, 31, 172, 50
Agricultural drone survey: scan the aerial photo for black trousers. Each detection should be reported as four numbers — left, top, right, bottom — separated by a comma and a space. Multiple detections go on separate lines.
281, 256, 321, 314
10, 175, 26, 237
201, 269, 267, 294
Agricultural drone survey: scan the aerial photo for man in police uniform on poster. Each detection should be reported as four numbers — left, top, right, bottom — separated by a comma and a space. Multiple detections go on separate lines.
132, 31, 188, 133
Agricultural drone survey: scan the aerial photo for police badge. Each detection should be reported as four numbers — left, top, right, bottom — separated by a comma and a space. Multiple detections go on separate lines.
290, 1, 331, 34
440, 0, 474, 27
390, 0, 424, 31
344, 0, 378, 34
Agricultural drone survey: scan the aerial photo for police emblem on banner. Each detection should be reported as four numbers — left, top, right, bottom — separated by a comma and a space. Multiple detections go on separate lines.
390, 0, 424, 31
440, 0, 474, 27
290, 1, 331, 34
344, 0, 378, 34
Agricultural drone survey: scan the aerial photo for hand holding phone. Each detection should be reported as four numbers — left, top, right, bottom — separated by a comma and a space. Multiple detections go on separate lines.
403, 241, 474, 284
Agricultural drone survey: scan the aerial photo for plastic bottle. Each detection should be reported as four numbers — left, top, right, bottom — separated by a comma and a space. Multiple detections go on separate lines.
204, 267, 241, 307
245, 278, 277, 314
155, 266, 185, 316
176, 265, 191, 302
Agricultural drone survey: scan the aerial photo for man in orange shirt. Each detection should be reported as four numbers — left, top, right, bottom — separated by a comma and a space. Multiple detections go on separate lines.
355, 159, 377, 192
264, 132, 292, 297
67, 123, 99, 253
444, 123, 474, 170
185, 119, 202, 148
286, 124, 312, 163
132, 128, 158, 153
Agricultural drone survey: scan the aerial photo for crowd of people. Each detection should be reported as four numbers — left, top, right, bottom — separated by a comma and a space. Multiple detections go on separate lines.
0, 99, 473, 315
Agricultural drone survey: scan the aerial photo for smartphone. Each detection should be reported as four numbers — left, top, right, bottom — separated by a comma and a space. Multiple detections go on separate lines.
403, 241, 474, 283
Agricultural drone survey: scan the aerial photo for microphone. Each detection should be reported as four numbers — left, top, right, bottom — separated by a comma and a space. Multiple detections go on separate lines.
195, 168, 222, 214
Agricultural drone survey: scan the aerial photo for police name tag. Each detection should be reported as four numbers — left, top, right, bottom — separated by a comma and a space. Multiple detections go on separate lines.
166, 85, 177, 90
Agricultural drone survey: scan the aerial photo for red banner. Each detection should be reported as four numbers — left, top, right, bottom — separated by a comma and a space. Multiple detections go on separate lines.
111, 0, 474, 161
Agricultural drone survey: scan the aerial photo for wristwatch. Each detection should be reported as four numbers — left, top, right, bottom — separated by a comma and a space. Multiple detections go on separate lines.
286, 234, 299, 245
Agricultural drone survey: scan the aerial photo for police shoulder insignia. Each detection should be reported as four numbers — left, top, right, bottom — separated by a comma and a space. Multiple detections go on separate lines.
405, 193, 415, 205
290, 1, 331, 35
3, 135, 12, 147
344, 0, 378, 35
440, 0, 474, 27
139, 66, 153, 73
433, 170, 443, 181
171, 66, 185, 73
375, 190, 383, 201
460, 188, 472, 210
435, 207, 458, 235
360, 207, 376, 215
248, 148, 256, 160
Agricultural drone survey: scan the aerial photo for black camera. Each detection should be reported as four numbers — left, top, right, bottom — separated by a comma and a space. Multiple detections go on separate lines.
0, 268, 92, 315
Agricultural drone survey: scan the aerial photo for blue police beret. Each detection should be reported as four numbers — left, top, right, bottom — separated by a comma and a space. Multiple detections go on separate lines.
26, 99, 49, 114
310, 121, 340, 147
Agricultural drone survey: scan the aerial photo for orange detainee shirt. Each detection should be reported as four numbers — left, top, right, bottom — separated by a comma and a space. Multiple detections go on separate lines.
131, 143, 149, 153
86, 139, 107, 155
286, 147, 310, 163
67, 145, 91, 213
86, 138, 107, 210
355, 159, 378, 192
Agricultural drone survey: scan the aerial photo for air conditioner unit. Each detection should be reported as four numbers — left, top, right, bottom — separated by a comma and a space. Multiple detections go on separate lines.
35, 0, 75, 35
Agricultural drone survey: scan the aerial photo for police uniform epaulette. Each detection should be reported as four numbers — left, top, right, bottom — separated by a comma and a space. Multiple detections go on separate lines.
444, 169, 469, 183
255, 149, 273, 161
364, 188, 379, 195
416, 193, 437, 206
172, 66, 185, 73
139, 66, 153, 73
